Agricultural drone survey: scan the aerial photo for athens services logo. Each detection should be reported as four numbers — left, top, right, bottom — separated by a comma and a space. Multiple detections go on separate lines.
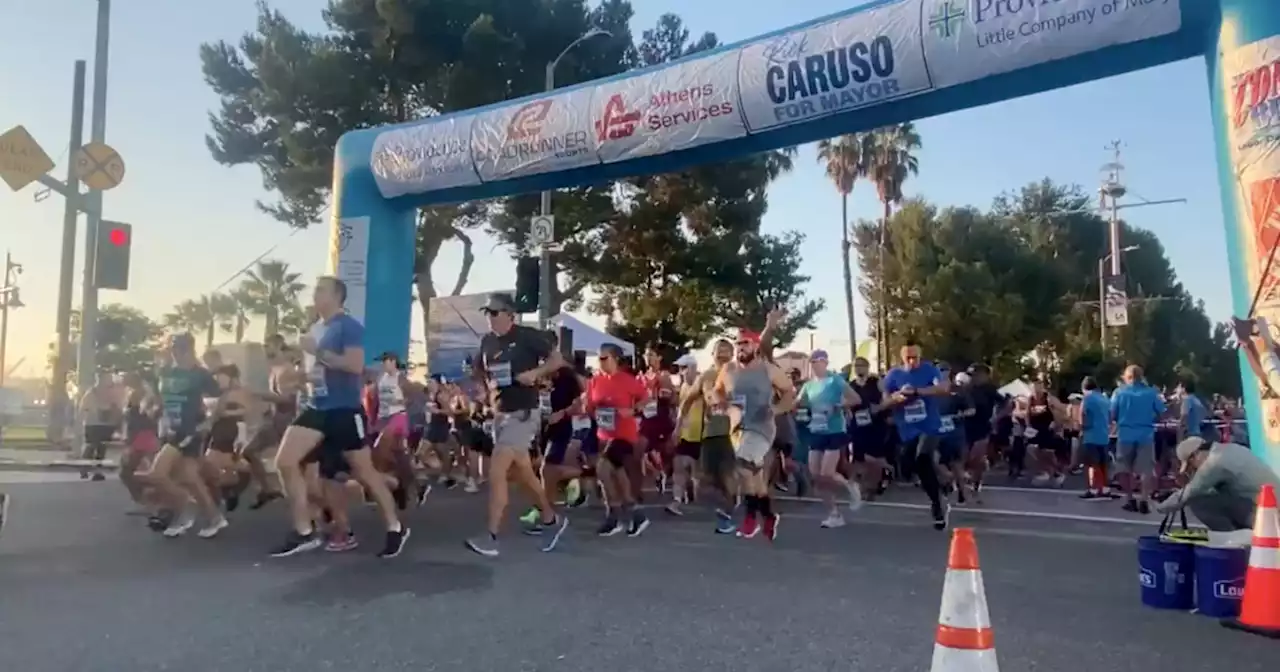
930, 0, 967, 39
596, 94, 641, 142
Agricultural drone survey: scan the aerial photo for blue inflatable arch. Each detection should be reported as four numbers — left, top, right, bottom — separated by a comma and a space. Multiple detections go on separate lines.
326, 0, 1280, 468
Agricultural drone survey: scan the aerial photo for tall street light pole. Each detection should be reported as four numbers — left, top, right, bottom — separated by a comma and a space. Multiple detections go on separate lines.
1098, 245, 1139, 351
0, 253, 24, 386
49, 60, 87, 442
539, 27, 610, 329
76, 0, 112, 405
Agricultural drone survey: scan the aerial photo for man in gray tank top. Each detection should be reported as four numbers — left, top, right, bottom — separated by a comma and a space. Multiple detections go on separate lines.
713, 328, 795, 541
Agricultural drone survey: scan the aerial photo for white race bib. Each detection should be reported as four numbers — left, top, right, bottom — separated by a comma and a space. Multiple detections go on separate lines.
482, 420, 495, 435
903, 399, 927, 423
795, 408, 811, 423
539, 392, 552, 415
940, 416, 955, 433
854, 409, 872, 427
808, 411, 829, 432
490, 362, 513, 388
1024, 427, 1039, 439
642, 400, 658, 419
596, 408, 617, 431
571, 415, 592, 431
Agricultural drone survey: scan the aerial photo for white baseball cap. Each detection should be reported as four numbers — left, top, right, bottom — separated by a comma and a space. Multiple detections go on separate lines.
954, 372, 971, 385
675, 354, 698, 368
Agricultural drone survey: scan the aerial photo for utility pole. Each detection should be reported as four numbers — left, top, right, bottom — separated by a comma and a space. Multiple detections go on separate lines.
0, 253, 24, 386
49, 60, 86, 442
76, 0, 111, 402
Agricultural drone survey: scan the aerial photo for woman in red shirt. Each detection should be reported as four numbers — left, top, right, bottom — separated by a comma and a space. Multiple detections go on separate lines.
584, 343, 650, 538
638, 345, 677, 496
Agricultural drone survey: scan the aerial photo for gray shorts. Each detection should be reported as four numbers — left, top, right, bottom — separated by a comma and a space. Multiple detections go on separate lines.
493, 411, 539, 453
735, 431, 772, 468
1116, 441, 1154, 474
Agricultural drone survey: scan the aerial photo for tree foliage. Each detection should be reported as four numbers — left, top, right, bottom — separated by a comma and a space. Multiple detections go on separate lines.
49, 305, 164, 379
854, 179, 1239, 394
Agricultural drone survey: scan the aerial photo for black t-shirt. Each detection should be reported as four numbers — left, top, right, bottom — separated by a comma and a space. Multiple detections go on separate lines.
480, 325, 554, 413
848, 375, 885, 434
966, 383, 1002, 436
545, 366, 582, 441
157, 364, 219, 433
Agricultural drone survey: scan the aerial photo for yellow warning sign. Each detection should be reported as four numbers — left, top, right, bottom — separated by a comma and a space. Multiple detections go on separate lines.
0, 125, 55, 192
74, 142, 126, 191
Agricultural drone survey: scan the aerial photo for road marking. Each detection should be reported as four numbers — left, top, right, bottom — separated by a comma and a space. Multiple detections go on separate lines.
772, 494, 1152, 526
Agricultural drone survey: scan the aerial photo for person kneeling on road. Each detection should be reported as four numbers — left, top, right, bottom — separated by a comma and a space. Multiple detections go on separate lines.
1156, 437, 1280, 546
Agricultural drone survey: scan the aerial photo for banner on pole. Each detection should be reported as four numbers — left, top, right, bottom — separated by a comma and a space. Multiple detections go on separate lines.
1103, 273, 1129, 327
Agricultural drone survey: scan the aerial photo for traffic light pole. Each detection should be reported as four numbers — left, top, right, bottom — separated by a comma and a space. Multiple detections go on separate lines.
76, 0, 111, 402
537, 62, 554, 330
49, 60, 86, 443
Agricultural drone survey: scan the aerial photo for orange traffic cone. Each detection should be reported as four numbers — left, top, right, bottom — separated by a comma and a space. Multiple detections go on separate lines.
1222, 484, 1280, 638
931, 528, 998, 672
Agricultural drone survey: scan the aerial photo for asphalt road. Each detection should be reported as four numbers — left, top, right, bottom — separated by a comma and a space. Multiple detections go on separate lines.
0, 478, 1272, 672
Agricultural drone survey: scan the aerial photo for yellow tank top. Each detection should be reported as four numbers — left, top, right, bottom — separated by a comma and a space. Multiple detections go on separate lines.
679, 387, 704, 442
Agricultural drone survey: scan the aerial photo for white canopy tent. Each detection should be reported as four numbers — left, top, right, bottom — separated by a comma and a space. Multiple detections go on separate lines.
549, 314, 636, 356
998, 379, 1034, 399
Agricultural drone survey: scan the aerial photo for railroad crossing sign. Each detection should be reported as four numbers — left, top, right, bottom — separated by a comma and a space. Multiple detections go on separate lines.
529, 214, 555, 246
0, 125, 55, 192
74, 141, 126, 191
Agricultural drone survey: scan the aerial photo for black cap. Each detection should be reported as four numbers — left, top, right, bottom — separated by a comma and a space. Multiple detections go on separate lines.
481, 292, 518, 314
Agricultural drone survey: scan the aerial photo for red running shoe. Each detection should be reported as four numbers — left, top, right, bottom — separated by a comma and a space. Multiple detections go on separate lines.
763, 513, 780, 542
738, 514, 759, 539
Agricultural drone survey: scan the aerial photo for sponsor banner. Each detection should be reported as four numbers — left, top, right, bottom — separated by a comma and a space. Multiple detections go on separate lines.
1223, 35, 1280, 462
737, 0, 931, 133
593, 51, 746, 163
471, 88, 599, 181
923, 0, 1181, 88
370, 115, 479, 198
1103, 273, 1128, 327
327, 216, 370, 324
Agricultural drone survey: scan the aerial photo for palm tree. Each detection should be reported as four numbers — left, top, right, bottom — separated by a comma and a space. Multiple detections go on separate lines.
163, 300, 204, 335
816, 134, 866, 365
209, 293, 240, 343
226, 288, 254, 343
277, 300, 311, 338
239, 259, 306, 340
862, 123, 922, 366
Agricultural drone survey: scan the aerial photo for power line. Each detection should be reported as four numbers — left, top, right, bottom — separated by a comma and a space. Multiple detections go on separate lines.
209, 226, 305, 294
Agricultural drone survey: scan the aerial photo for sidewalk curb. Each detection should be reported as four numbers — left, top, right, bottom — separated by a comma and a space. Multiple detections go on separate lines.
0, 459, 119, 472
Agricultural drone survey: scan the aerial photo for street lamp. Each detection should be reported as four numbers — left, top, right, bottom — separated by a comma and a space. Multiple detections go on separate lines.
538, 27, 612, 328
1099, 244, 1139, 350
0, 253, 24, 386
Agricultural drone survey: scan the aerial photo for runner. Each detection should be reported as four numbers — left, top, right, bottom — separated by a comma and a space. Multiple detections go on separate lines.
240, 334, 293, 509
935, 363, 974, 503
269, 276, 409, 559
584, 342, 651, 537
667, 353, 703, 516
422, 378, 458, 488
120, 373, 161, 512
961, 365, 1002, 502
714, 328, 795, 541
1027, 378, 1069, 487
371, 352, 420, 508
205, 364, 259, 510
639, 345, 677, 496
882, 342, 949, 530
848, 356, 891, 499
138, 333, 228, 538
696, 338, 739, 535
464, 293, 567, 557
1078, 376, 1119, 500
798, 349, 861, 528
79, 372, 119, 481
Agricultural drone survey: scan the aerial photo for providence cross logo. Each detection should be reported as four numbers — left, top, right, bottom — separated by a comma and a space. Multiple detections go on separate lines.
929, 0, 967, 40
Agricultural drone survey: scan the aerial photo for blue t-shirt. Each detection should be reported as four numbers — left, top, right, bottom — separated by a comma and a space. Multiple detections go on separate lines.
1080, 390, 1111, 446
1110, 382, 1166, 445
799, 375, 847, 435
1181, 395, 1207, 437
883, 361, 944, 441
303, 313, 365, 411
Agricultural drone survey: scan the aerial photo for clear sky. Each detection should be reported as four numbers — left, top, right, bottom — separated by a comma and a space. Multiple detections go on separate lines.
0, 0, 1229, 377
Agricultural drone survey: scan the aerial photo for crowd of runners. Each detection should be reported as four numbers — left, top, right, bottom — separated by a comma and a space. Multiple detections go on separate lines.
78, 278, 1248, 559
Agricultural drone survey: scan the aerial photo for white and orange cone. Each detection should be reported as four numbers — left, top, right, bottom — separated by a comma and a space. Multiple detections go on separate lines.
931, 528, 998, 672
1222, 484, 1280, 639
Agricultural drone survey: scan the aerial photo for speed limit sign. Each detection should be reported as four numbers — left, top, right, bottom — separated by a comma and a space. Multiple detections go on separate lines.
529, 215, 555, 245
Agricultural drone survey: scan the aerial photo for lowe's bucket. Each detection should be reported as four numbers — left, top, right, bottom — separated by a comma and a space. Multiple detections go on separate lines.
1137, 535, 1195, 610
1193, 545, 1248, 618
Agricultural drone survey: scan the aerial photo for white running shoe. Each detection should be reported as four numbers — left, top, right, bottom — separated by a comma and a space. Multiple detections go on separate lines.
163, 513, 195, 538
820, 514, 846, 529
847, 482, 864, 512
197, 517, 229, 539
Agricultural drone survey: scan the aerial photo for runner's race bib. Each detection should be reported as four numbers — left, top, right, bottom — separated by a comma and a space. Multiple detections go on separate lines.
1024, 427, 1039, 439
795, 407, 810, 423
808, 410, 829, 432
490, 362, 513, 388
307, 364, 328, 400
940, 415, 955, 433
539, 392, 552, 416
571, 415, 592, 431
854, 409, 872, 427
642, 400, 658, 419
596, 407, 617, 431
903, 399, 927, 423
482, 420, 495, 435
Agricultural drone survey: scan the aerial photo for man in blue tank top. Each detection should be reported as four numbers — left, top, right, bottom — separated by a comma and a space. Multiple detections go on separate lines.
270, 277, 410, 559
882, 342, 950, 530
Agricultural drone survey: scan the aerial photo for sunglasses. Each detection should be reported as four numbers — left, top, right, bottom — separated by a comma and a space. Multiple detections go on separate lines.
735, 341, 752, 347
599, 354, 613, 362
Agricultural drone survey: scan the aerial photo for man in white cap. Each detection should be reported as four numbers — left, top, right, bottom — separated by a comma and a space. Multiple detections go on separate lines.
669, 353, 701, 515
1156, 436, 1280, 545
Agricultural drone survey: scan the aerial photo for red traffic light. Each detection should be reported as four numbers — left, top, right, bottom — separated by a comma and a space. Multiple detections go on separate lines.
108, 227, 128, 246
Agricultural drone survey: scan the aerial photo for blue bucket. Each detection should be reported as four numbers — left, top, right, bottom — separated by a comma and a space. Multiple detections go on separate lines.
1137, 536, 1195, 610
1194, 546, 1249, 618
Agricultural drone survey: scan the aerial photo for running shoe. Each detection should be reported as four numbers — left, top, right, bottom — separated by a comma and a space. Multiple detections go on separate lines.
597, 516, 624, 537
931, 502, 949, 531
249, 490, 283, 510
627, 512, 650, 538
820, 513, 846, 529
737, 515, 760, 539
325, 533, 359, 552
564, 478, 582, 505
847, 481, 864, 512
714, 509, 736, 535
540, 515, 570, 552
519, 507, 540, 526
163, 513, 195, 538
465, 534, 500, 558
269, 531, 322, 557
378, 526, 411, 559
196, 518, 229, 539
763, 513, 780, 542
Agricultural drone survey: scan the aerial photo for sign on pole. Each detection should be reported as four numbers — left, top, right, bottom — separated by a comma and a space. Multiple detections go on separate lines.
1104, 274, 1130, 327
0, 125, 55, 191
529, 214, 555, 246
74, 141, 126, 191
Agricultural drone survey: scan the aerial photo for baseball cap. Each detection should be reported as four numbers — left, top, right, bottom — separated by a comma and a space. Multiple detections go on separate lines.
810, 349, 829, 362
737, 329, 761, 344
481, 292, 518, 314
954, 372, 971, 385
1175, 437, 1211, 466
674, 354, 698, 368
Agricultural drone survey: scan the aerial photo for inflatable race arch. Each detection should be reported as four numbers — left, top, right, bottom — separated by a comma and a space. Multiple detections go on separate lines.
325, 0, 1280, 468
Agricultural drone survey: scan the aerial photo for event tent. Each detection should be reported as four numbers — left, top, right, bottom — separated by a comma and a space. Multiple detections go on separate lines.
550, 313, 636, 356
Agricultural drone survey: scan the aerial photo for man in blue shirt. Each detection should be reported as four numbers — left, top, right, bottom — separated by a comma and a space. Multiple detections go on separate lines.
1177, 379, 1215, 443
271, 276, 410, 559
1110, 364, 1167, 514
1078, 377, 1119, 500
883, 342, 950, 530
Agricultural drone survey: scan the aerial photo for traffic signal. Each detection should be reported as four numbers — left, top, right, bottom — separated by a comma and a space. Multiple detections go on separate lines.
94, 221, 131, 290
514, 256, 539, 313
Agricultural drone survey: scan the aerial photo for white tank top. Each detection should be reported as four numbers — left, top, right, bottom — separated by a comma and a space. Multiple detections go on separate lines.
377, 372, 405, 418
